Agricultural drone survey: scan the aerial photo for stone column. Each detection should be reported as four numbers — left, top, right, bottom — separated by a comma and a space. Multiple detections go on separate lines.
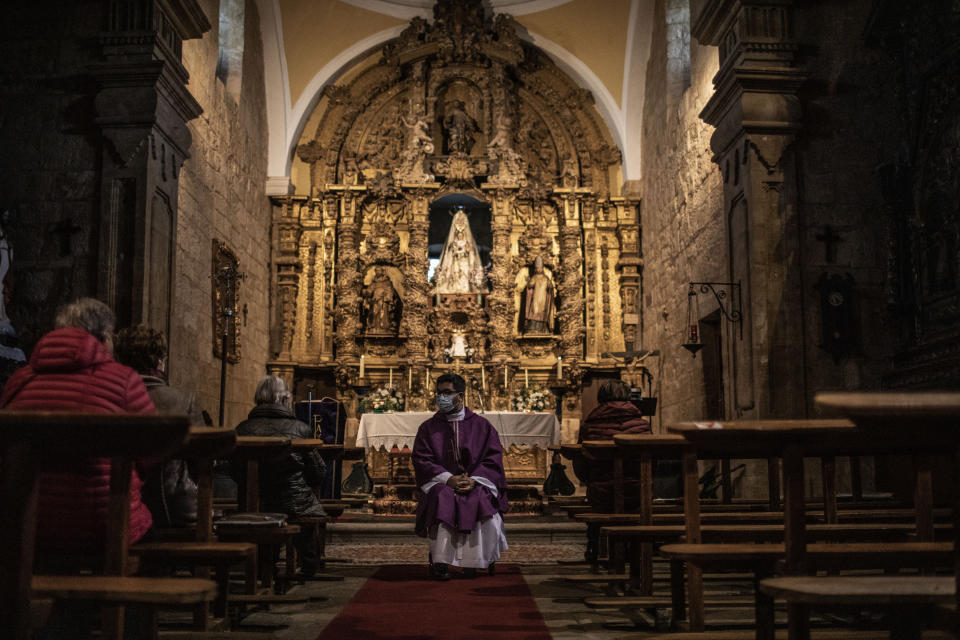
92, 0, 210, 330
693, 0, 807, 418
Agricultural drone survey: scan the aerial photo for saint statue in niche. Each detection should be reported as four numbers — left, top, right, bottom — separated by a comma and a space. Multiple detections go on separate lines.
524, 255, 555, 334
434, 210, 487, 294
364, 266, 400, 334
442, 100, 478, 154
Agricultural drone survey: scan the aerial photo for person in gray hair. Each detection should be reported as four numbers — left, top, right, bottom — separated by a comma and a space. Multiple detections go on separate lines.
234, 375, 327, 576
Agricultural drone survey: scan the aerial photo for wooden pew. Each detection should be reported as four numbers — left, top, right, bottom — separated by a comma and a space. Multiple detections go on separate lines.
285, 439, 346, 581
131, 427, 256, 627
661, 418, 951, 638
758, 392, 960, 640
0, 412, 216, 640
216, 436, 304, 601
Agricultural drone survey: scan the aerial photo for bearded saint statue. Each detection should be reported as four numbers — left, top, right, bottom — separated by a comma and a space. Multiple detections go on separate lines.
433, 210, 487, 294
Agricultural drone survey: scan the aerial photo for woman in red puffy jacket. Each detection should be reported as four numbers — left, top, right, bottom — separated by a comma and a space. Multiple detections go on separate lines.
0, 297, 157, 552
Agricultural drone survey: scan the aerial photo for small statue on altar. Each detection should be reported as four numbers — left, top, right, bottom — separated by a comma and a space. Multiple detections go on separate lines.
450, 330, 468, 357
524, 255, 555, 334
364, 266, 400, 334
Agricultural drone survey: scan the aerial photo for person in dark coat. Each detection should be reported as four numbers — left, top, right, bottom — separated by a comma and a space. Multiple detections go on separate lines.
574, 379, 651, 512
115, 324, 206, 528
0, 298, 157, 551
413, 373, 508, 580
235, 375, 326, 575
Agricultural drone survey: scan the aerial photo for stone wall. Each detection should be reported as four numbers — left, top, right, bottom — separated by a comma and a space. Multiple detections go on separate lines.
0, 0, 271, 427
0, 3, 107, 352
175, 0, 271, 427
639, 0, 724, 431
794, 1, 900, 411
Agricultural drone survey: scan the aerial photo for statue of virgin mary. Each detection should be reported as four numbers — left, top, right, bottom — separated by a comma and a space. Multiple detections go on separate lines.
434, 210, 488, 294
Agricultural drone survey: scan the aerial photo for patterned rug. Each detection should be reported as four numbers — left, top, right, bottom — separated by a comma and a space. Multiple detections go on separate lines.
326, 542, 583, 565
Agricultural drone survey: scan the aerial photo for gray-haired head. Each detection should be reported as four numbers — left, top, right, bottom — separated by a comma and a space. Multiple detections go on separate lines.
254, 375, 292, 407
55, 297, 116, 345
597, 378, 632, 403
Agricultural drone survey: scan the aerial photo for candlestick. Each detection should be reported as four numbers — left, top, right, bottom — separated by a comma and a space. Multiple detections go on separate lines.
557, 355, 563, 379
408, 367, 413, 391
525, 368, 529, 388
389, 367, 393, 388
481, 365, 486, 392
359, 354, 365, 378
503, 366, 507, 389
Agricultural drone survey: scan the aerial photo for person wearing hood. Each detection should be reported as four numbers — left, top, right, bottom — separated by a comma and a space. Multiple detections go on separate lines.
574, 379, 652, 512
0, 297, 157, 552
412, 373, 509, 580
234, 375, 326, 576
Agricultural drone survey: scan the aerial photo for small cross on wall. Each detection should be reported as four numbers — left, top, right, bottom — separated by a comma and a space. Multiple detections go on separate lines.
815, 225, 844, 264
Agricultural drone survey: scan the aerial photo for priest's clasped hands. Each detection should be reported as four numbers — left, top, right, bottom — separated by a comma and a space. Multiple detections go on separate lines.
446, 473, 476, 494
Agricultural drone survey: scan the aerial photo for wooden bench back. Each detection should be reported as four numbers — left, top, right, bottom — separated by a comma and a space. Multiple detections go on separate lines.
0, 412, 189, 640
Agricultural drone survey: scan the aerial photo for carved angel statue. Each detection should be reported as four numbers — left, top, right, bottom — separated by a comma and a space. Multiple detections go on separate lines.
400, 111, 434, 155
433, 210, 488, 294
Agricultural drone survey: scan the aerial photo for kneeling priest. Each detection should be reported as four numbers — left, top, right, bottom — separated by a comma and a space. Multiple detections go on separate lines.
413, 373, 508, 580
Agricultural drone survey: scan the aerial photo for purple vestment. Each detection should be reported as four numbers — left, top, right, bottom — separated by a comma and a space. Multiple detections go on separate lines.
413, 408, 509, 537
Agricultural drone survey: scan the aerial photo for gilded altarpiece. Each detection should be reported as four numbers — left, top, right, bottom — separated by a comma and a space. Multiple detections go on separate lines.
269, 1, 641, 487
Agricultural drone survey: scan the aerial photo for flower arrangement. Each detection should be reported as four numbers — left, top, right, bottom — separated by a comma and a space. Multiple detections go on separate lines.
360, 386, 405, 414
510, 384, 553, 412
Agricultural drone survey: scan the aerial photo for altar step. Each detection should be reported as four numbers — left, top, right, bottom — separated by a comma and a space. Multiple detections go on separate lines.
327, 515, 583, 546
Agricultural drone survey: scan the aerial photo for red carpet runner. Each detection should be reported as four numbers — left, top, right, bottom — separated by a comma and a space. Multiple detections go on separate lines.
316, 564, 552, 639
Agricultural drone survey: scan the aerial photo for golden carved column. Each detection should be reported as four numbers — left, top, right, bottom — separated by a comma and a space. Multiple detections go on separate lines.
334, 195, 361, 359
275, 197, 302, 361
401, 192, 431, 362
487, 192, 515, 361
558, 204, 585, 360
616, 204, 642, 351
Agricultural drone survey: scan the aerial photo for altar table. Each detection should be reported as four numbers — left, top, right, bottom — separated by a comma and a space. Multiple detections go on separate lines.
356, 411, 561, 451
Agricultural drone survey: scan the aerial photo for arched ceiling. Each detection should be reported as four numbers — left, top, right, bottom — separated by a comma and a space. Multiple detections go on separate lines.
259, 0, 653, 192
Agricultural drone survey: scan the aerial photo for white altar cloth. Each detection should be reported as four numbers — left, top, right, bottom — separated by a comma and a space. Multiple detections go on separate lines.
356, 411, 561, 450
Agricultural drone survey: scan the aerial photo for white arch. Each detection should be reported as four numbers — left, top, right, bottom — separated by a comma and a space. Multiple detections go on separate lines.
260, 0, 630, 192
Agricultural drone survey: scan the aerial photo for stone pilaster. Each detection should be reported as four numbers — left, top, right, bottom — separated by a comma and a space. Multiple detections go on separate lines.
92, 0, 210, 330
694, 0, 807, 418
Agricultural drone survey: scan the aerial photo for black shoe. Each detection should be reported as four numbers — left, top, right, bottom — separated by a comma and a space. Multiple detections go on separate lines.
462, 568, 477, 579
430, 563, 450, 581
488, 562, 496, 576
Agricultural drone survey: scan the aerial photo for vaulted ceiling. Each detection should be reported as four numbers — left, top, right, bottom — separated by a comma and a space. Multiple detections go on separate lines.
257, 0, 655, 191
